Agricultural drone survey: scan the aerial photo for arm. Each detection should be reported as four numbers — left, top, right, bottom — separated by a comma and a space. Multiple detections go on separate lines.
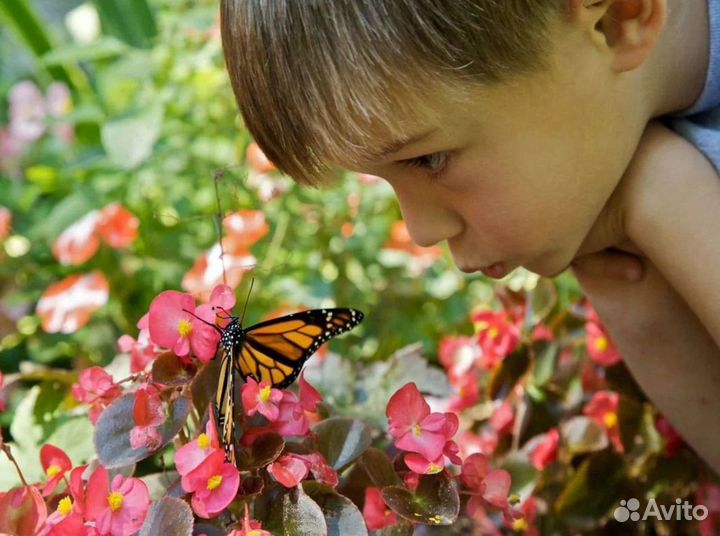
624, 122, 720, 350
573, 258, 720, 473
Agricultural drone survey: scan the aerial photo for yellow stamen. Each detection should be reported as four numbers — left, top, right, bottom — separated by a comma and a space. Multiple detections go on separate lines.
107, 492, 124, 512
594, 336, 608, 352
488, 326, 499, 339
259, 386, 272, 402
207, 475, 223, 490
197, 433, 210, 449
57, 496, 73, 516
426, 463, 443, 474
603, 412, 618, 429
512, 518, 529, 532
46, 465, 61, 479
177, 319, 192, 337
412, 424, 422, 437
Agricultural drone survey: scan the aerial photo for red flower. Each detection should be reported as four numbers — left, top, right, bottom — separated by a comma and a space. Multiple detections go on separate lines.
40, 444, 72, 496
0, 206, 12, 241
52, 204, 138, 265
246, 141, 276, 173
84, 465, 150, 536
176, 420, 221, 479
438, 336, 482, 383
697, 481, 720, 536
129, 386, 166, 450
585, 320, 621, 367
299, 372, 323, 412
96, 203, 139, 248
117, 328, 156, 374
42, 495, 87, 536
472, 310, 521, 369
655, 414, 687, 456
528, 428, 560, 470
182, 211, 268, 301
228, 504, 272, 536
489, 401, 515, 436
267, 455, 309, 488
71, 366, 122, 424
182, 449, 240, 518
583, 391, 623, 453
36, 271, 109, 333
147, 290, 220, 361
363, 487, 397, 531
461, 453, 512, 510
386, 382, 456, 461
0, 485, 47, 536
52, 211, 101, 265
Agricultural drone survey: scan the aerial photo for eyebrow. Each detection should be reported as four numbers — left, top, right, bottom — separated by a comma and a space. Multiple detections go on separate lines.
371, 128, 439, 159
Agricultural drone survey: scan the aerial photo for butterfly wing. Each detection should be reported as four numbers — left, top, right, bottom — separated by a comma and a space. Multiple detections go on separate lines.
237, 308, 363, 388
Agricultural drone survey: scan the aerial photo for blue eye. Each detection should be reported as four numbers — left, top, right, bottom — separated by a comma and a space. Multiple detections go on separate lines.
401, 152, 449, 177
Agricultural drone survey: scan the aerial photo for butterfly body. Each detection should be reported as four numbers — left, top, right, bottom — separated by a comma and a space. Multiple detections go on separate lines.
213, 307, 364, 464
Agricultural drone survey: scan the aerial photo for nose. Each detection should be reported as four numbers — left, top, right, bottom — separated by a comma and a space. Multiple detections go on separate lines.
392, 183, 463, 248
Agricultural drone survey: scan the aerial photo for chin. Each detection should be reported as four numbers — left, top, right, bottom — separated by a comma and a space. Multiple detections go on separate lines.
524, 252, 574, 278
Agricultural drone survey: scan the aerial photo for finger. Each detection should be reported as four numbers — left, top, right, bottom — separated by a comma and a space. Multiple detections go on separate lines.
570, 251, 645, 282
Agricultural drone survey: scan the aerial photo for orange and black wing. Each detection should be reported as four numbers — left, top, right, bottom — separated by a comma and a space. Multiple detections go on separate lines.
237, 308, 363, 388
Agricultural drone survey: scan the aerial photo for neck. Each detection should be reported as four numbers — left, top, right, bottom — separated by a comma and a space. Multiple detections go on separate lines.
644, 0, 710, 117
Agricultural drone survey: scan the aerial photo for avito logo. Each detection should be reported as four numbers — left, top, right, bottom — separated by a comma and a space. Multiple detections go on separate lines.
614, 498, 708, 522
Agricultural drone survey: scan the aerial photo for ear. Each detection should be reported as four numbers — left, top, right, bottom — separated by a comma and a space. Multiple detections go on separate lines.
568, 0, 667, 73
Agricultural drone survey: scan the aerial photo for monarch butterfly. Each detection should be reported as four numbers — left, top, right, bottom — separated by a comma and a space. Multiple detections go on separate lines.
212, 307, 364, 465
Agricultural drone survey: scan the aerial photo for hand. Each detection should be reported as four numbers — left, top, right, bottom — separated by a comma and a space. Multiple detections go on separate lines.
571, 120, 684, 282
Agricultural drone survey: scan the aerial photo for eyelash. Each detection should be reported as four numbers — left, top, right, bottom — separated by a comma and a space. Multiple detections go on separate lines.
400, 152, 450, 181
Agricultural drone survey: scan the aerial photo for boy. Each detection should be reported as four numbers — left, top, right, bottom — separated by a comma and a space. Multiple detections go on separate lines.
220, 0, 720, 473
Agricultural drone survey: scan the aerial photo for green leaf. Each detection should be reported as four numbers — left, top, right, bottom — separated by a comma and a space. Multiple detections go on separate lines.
555, 449, 625, 530
488, 346, 530, 400
45, 417, 96, 465
264, 487, 328, 536
303, 482, 369, 536
101, 104, 164, 169
90, 0, 157, 49
10, 386, 42, 452
500, 451, 539, 499
40, 37, 129, 66
313, 418, 372, 471
381, 473, 460, 526
358, 448, 401, 488
138, 497, 194, 536
560, 416, 609, 456
94, 393, 190, 468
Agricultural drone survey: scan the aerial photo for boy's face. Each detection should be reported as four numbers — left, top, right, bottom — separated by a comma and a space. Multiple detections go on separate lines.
343, 26, 646, 278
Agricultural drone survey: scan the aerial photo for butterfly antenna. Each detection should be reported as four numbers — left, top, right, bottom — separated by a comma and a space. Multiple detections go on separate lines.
239, 277, 255, 325
213, 168, 228, 286
181, 308, 224, 335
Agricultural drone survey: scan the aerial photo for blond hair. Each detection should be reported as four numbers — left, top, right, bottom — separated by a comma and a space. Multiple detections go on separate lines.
221, 0, 565, 184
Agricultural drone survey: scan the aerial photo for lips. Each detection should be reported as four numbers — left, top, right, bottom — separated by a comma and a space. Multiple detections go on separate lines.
480, 262, 511, 278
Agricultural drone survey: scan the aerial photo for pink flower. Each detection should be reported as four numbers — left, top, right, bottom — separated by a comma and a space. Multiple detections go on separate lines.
52, 211, 101, 265
299, 373, 323, 412
228, 504, 272, 536
176, 421, 220, 479
294, 452, 339, 487
583, 391, 623, 453
0, 485, 47, 536
148, 291, 220, 361
585, 320, 621, 367
528, 428, 560, 470
118, 329, 156, 373
697, 481, 720, 536
71, 366, 122, 424
489, 401, 515, 436
386, 383, 456, 461
363, 487, 397, 531
270, 390, 310, 436
9, 81, 46, 142
241, 377, 284, 421
40, 444, 72, 496
438, 336, 482, 382
461, 453, 512, 509
267, 455, 309, 488
41, 495, 87, 536
471, 310, 521, 369
404, 440, 462, 475
182, 449, 240, 518
85, 465, 150, 536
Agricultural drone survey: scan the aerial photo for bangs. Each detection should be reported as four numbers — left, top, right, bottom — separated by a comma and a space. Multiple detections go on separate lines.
221, 0, 559, 184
